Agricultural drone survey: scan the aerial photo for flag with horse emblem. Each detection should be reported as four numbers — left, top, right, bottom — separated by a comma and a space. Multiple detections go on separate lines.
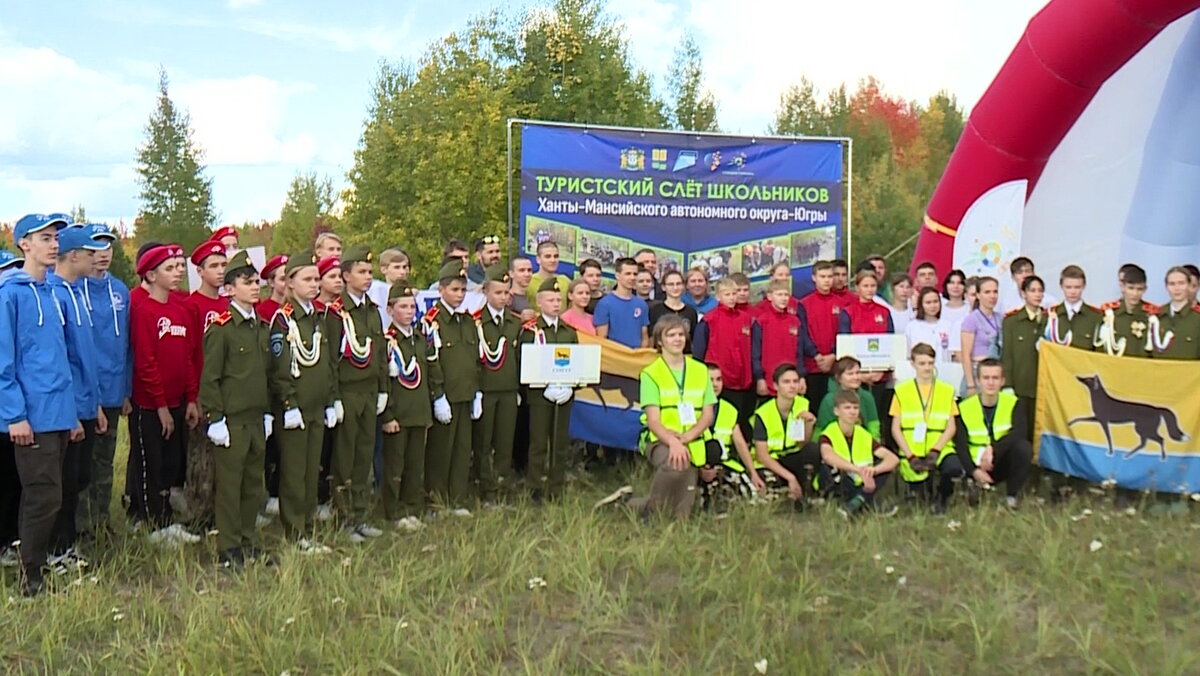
568, 332, 658, 450
1036, 343, 1200, 493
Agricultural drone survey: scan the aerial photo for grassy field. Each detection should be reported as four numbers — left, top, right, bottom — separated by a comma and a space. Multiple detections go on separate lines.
3, 422, 1200, 674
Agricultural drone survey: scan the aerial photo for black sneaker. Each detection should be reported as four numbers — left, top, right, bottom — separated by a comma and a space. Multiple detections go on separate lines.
932, 500, 948, 516
839, 494, 867, 519
218, 548, 244, 570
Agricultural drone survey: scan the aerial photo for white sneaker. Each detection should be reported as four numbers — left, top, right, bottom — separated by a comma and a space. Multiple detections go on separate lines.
344, 527, 367, 544
395, 517, 425, 533
264, 497, 280, 516
166, 523, 201, 544
298, 538, 332, 555
256, 514, 271, 529
357, 523, 384, 538
593, 485, 634, 510
149, 527, 182, 547
449, 508, 473, 518
314, 504, 334, 522
0, 546, 18, 567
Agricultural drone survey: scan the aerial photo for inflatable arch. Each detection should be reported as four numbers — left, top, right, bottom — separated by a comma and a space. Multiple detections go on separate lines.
913, 0, 1200, 304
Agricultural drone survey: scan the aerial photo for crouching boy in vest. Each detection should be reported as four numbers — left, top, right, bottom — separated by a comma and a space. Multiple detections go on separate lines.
700, 362, 764, 510
751, 364, 821, 509
819, 390, 900, 518
200, 251, 275, 569
953, 358, 1032, 509
890, 343, 964, 514
613, 315, 714, 518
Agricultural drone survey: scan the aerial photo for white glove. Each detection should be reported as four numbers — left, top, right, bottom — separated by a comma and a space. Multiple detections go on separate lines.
433, 395, 452, 424
206, 418, 231, 448
324, 406, 338, 429
283, 408, 304, 430
557, 386, 573, 405
388, 359, 399, 377
333, 399, 345, 423
517, 391, 522, 406
376, 392, 388, 415
264, 414, 275, 440
471, 391, 483, 420
542, 385, 562, 403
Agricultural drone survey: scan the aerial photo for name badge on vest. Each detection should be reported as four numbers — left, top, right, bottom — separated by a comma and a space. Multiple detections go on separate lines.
913, 421, 928, 443
788, 418, 806, 443
677, 402, 697, 426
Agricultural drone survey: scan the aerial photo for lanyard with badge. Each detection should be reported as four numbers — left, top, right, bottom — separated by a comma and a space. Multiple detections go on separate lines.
672, 361, 698, 426
913, 383, 932, 444
784, 401, 805, 444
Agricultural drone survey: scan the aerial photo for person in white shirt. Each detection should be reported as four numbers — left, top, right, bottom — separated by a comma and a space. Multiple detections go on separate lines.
1001, 256, 1059, 313
906, 287, 960, 365
940, 269, 971, 328
887, 272, 914, 335
366, 248, 411, 330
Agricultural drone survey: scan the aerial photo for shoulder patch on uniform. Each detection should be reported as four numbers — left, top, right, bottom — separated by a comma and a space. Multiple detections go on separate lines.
1142, 301, 1160, 315
270, 333, 284, 357
330, 297, 344, 313
212, 311, 232, 326
424, 305, 440, 322
471, 308, 483, 321
281, 303, 294, 317
1100, 299, 1119, 311
1004, 307, 1022, 317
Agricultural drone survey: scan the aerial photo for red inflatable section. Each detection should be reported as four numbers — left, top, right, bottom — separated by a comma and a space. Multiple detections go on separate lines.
912, 0, 1200, 275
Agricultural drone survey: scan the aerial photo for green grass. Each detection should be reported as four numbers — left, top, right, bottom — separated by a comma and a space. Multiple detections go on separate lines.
4, 421, 1200, 674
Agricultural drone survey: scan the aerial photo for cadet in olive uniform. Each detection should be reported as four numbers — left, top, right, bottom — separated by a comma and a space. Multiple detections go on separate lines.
268, 251, 338, 549
472, 263, 523, 503
520, 277, 579, 502
381, 283, 440, 528
425, 260, 483, 514
1149, 266, 1200, 360
329, 246, 388, 541
200, 251, 274, 568
1045, 265, 1100, 350
1000, 275, 1047, 443
1098, 265, 1155, 358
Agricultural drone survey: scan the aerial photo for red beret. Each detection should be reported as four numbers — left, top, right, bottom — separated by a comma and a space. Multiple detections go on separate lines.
261, 254, 289, 280
189, 240, 226, 267
210, 225, 238, 243
317, 256, 340, 277
137, 244, 185, 276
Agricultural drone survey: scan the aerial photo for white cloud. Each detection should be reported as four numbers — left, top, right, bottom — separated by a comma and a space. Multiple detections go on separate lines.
227, 0, 265, 8
174, 75, 318, 166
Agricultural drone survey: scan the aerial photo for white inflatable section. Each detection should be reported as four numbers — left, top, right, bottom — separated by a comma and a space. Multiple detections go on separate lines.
1021, 13, 1195, 305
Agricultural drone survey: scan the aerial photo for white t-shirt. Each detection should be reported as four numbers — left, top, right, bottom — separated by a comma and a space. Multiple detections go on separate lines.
888, 305, 913, 335
906, 318, 961, 364
367, 278, 391, 329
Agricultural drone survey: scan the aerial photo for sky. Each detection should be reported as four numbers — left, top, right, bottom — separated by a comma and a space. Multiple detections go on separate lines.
0, 0, 1048, 229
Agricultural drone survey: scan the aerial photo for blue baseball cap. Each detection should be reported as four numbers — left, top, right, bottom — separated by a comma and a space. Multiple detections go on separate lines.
0, 251, 24, 270
58, 225, 109, 253
13, 213, 69, 241
84, 222, 117, 247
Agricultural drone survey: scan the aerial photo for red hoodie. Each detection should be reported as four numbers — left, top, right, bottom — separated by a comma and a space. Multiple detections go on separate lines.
798, 290, 842, 373
699, 304, 753, 390
257, 297, 282, 323
131, 291, 198, 409
186, 290, 230, 392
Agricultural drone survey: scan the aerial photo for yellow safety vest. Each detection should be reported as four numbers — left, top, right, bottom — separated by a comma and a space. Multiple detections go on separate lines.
708, 399, 750, 471
640, 356, 709, 467
819, 421, 876, 486
958, 392, 1016, 464
752, 396, 810, 459
894, 379, 956, 483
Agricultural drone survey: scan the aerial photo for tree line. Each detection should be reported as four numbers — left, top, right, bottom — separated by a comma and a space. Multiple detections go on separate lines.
108, 0, 965, 285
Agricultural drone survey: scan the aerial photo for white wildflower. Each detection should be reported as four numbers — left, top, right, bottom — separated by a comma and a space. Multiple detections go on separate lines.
332, 596, 345, 605
884, 565, 895, 575
420, 544, 437, 553
1101, 478, 1117, 489
1082, 508, 1093, 516
946, 520, 962, 531
897, 576, 907, 586
527, 576, 548, 590
341, 556, 352, 569
400, 621, 409, 629
754, 659, 768, 674
1089, 539, 1103, 553
872, 553, 882, 562
813, 596, 828, 607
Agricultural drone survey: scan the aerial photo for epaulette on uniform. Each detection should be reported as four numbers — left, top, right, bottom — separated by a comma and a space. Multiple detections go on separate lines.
329, 297, 344, 313
212, 311, 232, 327
1099, 299, 1120, 311
522, 317, 539, 331
423, 305, 440, 323
1142, 301, 1160, 315
471, 308, 484, 321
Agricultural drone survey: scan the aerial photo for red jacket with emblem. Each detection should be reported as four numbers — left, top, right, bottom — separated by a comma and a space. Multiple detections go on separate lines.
694, 304, 753, 390
798, 291, 842, 373
839, 297, 895, 335
752, 303, 818, 395
186, 291, 229, 396
131, 292, 198, 409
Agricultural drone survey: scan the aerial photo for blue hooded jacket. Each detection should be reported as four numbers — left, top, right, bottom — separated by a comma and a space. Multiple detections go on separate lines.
83, 272, 131, 408
0, 269, 79, 433
48, 271, 101, 421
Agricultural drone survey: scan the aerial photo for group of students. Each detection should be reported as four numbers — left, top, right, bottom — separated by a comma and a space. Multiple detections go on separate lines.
610, 252, 1200, 522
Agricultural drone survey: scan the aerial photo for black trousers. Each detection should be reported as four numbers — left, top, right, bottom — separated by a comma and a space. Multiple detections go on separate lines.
15, 432, 68, 578
980, 435, 1033, 497
264, 433, 281, 499
50, 419, 96, 554
776, 442, 824, 489
0, 434, 19, 547
318, 427, 335, 505
127, 407, 186, 528
723, 388, 758, 442
805, 374, 830, 415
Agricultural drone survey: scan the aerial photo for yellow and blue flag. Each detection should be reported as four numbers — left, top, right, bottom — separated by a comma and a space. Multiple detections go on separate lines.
568, 332, 658, 451
1036, 342, 1200, 493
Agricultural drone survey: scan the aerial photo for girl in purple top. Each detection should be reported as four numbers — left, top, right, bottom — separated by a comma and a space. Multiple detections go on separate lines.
960, 276, 1002, 396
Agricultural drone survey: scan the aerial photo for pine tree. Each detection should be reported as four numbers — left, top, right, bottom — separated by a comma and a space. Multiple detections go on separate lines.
274, 172, 336, 255
667, 34, 718, 132
134, 68, 215, 251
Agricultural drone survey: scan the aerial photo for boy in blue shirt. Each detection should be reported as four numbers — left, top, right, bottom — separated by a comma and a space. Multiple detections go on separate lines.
594, 257, 650, 348
79, 223, 129, 538
0, 214, 84, 597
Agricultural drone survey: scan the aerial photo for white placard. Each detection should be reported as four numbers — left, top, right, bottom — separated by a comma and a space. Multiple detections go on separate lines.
520, 344, 601, 386
835, 333, 905, 372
